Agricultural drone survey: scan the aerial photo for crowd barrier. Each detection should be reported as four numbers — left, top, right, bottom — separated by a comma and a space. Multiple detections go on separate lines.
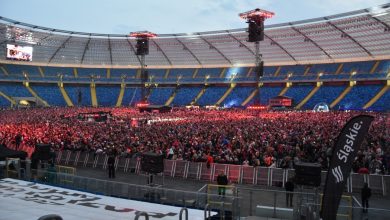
55, 150, 389, 195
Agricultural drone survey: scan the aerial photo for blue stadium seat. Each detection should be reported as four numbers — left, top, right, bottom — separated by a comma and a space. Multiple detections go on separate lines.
148, 69, 166, 78
0, 83, 31, 97
122, 87, 142, 106
32, 84, 67, 106
4, 64, 41, 77
148, 87, 175, 105
336, 85, 383, 110
43, 66, 74, 78
308, 63, 339, 75
196, 68, 221, 78
375, 60, 390, 73
171, 87, 202, 106
65, 85, 92, 106
369, 87, 390, 111
95, 85, 121, 106
0, 94, 11, 107
339, 61, 375, 74
221, 86, 253, 107
303, 85, 346, 109
77, 68, 106, 78
284, 85, 313, 106
279, 65, 306, 76
254, 86, 283, 105
110, 68, 137, 78
197, 87, 228, 106
168, 68, 195, 78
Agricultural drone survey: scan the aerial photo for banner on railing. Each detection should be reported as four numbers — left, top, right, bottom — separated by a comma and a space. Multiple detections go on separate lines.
320, 115, 374, 220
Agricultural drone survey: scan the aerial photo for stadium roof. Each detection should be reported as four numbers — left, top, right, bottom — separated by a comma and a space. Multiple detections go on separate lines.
0, 3, 390, 68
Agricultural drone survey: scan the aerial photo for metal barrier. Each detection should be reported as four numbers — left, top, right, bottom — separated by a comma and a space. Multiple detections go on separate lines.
134, 212, 149, 220
179, 208, 188, 220
55, 153, 390, 195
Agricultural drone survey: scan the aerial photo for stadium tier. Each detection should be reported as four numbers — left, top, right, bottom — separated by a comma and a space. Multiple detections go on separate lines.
0, 60, 388, 110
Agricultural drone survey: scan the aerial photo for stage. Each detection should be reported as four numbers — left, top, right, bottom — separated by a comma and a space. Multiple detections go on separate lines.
0, 178, 208, 220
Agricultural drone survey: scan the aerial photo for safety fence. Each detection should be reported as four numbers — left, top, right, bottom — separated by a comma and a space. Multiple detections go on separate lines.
55, 150, 389, 195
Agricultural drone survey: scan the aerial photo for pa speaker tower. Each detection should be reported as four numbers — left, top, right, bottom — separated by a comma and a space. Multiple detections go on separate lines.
136, 38, 149, 55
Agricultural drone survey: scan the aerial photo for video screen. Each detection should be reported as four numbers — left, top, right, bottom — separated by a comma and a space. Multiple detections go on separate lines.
6, 44, 33, 61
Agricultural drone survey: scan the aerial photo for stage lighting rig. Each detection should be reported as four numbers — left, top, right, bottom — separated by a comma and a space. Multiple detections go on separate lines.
239, 8, 274, 105
130, 31, 157, 102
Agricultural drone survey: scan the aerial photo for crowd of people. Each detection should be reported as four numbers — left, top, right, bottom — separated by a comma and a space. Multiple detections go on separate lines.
0, 107, 388, 174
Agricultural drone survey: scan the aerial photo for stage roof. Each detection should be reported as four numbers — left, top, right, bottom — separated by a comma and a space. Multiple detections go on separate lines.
0, 4, 390, 68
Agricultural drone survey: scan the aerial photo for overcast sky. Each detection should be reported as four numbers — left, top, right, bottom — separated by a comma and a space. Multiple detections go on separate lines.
0, 0, 389, 34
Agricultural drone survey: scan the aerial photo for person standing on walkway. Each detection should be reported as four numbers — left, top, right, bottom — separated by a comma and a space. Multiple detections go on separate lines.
217, 172, 228, 196
285, 178, 294, 207
107, 153, 116, 179
361, 183, 371, 213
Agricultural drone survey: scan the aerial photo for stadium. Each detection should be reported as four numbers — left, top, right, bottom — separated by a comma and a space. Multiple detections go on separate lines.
0, 1, 389, 220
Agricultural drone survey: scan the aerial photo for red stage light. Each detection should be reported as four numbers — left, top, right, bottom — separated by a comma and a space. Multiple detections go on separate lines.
130, 31, 157, 38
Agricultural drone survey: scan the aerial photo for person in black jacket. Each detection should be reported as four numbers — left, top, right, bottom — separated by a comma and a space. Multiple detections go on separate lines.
107, 153, 116, 179
285, 178, 294, 207
361, 183, 371, 213
217, 172, 228, 196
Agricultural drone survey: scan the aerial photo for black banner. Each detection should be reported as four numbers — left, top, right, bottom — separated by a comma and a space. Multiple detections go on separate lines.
321, 115, 374, 220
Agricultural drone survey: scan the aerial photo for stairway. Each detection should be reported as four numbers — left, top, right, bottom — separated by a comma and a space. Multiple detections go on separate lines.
370, 61, 380, 74
90, 83, 98, 107
24, 83, 49, 107
116, 84, 126, 107
279, 87, 289, 96
191, 87, 206, 105
38, 67, 45, 77
0, 90, 16, 106
165, 87, 178, 106
363, 85, 389, 109
216, 85, 235, 106
295, 86, 321, 109
330, 86, 353, 108
58, 83, 74, 107
0, 65, 9, 76
241, 88, 258, 106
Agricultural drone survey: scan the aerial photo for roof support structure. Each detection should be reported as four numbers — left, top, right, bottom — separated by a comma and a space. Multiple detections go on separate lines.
81, 35, 91, 64
368, 14, 390, 32
151, 39, 172, 66
289, 24, 333, 60
108, 36, 113, 65
175, 37, 203, 66
324, 18, 373, 58
126, 37, 142, 66
198, 34, 232, 65
264, 33, 297, 62
48, 35, 72, 63
226, 31, 255, 56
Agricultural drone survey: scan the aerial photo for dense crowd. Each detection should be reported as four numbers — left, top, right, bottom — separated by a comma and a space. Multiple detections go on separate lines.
0, 107, 388, 174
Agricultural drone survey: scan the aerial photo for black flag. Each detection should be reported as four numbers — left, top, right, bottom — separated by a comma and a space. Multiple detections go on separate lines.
321, 115, 374, 220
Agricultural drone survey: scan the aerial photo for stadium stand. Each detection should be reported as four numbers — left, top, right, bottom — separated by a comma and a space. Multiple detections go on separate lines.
221, 86, 253, 107
335, 84, 384, 110
64, 85, 92, 106
148, 87, 175, 105
0, 83, 32, 97
32, 84, 67, 106
303, 85, 346, 110
95, 85, 121, 107
171, 87, 202, 106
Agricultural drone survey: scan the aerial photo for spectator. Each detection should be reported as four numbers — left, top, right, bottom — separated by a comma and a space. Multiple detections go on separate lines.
361, 183, 371, 213
216, 171, 228, 196
285, 178, 294, 207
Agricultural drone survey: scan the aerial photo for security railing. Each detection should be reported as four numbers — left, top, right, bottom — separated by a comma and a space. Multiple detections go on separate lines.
55, 150, 389, 196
